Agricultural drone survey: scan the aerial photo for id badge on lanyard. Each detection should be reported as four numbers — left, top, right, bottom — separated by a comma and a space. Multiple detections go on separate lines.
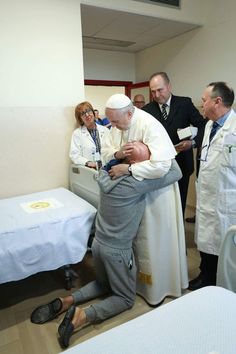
95, 151, 101, 161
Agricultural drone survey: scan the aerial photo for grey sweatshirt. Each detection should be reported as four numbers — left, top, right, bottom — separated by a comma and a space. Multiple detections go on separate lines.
95, 159, 182, 250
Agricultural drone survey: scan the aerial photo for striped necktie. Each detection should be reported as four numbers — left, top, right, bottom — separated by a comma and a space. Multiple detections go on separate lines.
209, 121, 219, 142
161, 103, 168, 120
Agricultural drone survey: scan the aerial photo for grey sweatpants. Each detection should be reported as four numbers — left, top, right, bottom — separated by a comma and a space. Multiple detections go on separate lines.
72, 238, 137, 323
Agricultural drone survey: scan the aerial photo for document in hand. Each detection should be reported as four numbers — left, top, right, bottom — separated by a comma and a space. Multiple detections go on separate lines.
177, 126, 198, 140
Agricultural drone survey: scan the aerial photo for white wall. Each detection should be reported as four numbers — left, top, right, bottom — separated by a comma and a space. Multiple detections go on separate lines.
83, 48, 135, 116
136, 0, 236, 105
0, 0, 84, 198
83, 49, 135, 81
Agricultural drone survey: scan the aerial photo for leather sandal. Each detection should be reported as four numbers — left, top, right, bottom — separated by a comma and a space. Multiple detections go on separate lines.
30, 298, 63, 324
58, 305, 75, 348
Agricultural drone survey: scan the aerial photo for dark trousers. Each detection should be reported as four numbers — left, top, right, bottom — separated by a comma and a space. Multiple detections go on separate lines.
178, 174, 190, 217
200, 251, 218, 285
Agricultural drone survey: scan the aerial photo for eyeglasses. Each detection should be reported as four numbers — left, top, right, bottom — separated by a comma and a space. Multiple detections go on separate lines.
80, 109, 93, 117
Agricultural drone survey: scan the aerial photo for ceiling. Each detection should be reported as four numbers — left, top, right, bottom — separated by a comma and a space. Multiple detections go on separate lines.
81, 5, 201, 53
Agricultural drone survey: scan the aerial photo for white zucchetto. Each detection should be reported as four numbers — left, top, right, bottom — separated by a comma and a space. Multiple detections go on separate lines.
106, 94, 131, 109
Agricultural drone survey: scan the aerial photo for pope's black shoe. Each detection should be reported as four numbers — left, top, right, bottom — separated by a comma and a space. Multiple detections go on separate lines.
189, 274, 215, 291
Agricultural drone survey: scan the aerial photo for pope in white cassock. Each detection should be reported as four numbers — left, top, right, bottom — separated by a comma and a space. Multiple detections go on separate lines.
102, 93, 188, 305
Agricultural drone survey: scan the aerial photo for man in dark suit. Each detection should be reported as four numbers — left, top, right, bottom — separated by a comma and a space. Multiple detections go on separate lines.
143, 72, 206, 217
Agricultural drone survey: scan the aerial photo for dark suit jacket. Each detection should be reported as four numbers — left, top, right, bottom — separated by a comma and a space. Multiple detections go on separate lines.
142, 95, 206, 176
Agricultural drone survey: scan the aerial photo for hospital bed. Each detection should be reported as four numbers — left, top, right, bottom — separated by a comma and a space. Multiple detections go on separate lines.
70, 164, 99, 209
0, 187, 96, 289
217, 224, 236, 293
61, 286, 236, 354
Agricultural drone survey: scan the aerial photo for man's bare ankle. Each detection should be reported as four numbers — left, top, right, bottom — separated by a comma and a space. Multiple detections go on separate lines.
72, 307, 87, 329
60, 296, 74, 312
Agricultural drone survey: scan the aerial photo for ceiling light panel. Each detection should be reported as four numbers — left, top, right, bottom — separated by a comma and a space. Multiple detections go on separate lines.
83, 36, 135, 48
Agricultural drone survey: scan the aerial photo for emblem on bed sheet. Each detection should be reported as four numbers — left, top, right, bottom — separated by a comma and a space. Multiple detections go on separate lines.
20, 198, 64, 213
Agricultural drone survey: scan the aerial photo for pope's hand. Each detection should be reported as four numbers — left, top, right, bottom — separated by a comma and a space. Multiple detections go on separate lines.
115, 142, 136, 159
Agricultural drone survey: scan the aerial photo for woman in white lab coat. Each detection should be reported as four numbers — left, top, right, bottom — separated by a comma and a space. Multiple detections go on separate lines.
70, 101, 109, 169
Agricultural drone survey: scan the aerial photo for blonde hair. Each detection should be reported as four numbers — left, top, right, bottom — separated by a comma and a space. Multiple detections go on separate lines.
74, 101, 95, 126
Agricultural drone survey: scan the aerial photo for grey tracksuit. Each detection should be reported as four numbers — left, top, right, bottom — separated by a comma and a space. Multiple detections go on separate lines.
72, 160, 182, 323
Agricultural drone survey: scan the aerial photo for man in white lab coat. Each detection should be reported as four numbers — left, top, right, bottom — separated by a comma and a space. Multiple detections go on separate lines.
189, 81, 236, 290
102, 94, 188, 305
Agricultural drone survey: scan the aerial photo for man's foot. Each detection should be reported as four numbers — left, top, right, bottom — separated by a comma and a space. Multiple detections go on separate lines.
58, 306, 87, 349
31, 298, 63, 324
58, 306, 75, 348
185, 215, 196, 223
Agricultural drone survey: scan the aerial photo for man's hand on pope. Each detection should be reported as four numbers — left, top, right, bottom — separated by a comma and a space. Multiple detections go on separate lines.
108, 164, 130, 179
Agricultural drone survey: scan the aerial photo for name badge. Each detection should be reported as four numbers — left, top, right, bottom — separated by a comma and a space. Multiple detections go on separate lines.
95, 152, 101, 161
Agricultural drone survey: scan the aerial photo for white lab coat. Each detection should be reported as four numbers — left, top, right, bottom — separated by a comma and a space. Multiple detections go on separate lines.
102, 107, 188, 304
70, 124, 109, 165
195, 109, 236, 255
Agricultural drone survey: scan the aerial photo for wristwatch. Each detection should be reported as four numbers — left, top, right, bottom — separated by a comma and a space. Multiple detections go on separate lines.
128, 164, 132, 176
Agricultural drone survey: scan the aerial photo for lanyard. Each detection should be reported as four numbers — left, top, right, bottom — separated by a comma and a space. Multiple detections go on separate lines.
88, 128, 101, 153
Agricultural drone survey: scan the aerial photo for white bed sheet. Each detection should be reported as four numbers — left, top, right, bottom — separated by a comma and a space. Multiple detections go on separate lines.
0, 188, 96, 283
62, 286, 236, 354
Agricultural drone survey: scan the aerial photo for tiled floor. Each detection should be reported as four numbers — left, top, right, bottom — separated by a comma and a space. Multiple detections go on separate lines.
0, 214, 199, 354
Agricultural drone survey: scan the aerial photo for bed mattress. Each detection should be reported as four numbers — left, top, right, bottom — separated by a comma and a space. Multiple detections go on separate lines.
0, 187, 96, 283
